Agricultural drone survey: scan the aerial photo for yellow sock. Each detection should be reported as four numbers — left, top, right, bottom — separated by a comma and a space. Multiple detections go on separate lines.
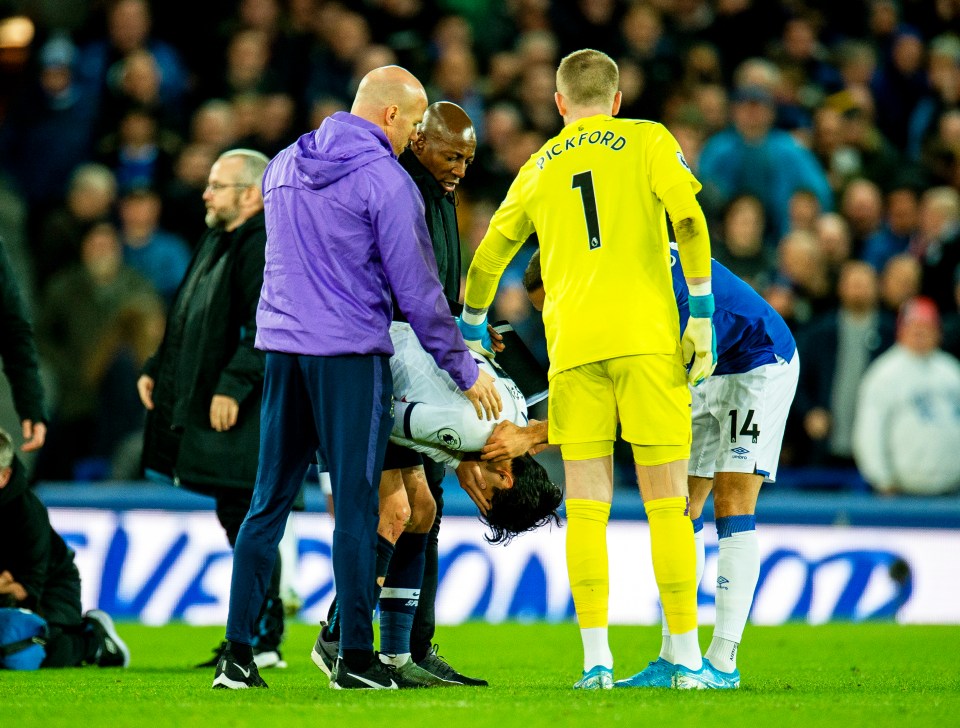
645, 496, 698, 635
565, 499, 611, 629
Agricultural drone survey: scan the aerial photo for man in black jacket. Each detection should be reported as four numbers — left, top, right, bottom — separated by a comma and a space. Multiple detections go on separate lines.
0, 243, 47, 455
136, 149, 285, 668
0, 429, 129, 667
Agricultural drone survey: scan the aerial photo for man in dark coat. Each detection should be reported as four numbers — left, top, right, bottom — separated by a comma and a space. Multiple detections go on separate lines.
0, 242, 47, 455
137, 149, 284, 667
0, 429, 129, 668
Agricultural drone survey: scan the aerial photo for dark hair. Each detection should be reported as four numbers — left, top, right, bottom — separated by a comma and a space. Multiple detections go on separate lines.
480, 454, 563, 545
522, 248, 542, 293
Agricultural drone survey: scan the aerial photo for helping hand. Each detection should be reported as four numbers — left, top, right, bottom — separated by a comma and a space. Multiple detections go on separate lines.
463, 368, 502, 421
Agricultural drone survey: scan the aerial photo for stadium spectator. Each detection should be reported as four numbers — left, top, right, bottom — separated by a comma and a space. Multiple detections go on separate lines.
912, 186, 960, 315
879, 252, 922, 315
711, 195, 775, 294
795, 261, 895, 467
853, 296, 960, 495
85, 293, 164, 479
138, 149, 287, 670
0, 33, 98, 223
76, 0, 187, 115
0, 428, 129, 668
862, 185, 921, 271
813, 212, 853, 284
699, 80, 833, 244
116, 187, 191, 303
839, 178, 886, 256
775, 230, 835, 325
34, 223, 155, 481
214, 66, 499, 691
34, 164, 117, 291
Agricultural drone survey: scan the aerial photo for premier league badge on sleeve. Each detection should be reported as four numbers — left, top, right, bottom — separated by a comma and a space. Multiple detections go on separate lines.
677, 151, 691, 172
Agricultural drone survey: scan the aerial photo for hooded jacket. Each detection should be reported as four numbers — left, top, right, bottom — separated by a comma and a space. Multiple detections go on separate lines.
256, 112, 477, 391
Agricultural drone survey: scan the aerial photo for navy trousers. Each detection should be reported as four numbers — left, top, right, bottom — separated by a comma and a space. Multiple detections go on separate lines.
226, 352, 393, 653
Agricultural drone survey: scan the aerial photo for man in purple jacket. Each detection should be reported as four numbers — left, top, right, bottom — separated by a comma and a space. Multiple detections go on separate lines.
213, 66, 501, 691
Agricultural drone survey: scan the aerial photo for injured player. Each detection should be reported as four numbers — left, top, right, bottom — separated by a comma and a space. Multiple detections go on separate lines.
388, 320, 562, 544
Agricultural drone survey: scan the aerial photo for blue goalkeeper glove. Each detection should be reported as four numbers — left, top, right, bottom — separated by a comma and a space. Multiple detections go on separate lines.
681, 294, 718, 386
456, 315, 495, 359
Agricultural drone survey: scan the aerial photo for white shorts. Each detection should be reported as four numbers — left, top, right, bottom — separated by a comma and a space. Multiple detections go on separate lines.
689, 351, 799, 483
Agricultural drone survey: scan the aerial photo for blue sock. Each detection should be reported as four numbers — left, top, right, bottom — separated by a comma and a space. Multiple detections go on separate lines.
692, 515, 704, 534
716, 514, 756, 539
379, 532, 427, 656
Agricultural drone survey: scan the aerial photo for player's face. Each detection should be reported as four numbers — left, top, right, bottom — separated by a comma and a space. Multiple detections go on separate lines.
416, 128, 476, 194
527, 286, 545, 312
480, 460, 514, 493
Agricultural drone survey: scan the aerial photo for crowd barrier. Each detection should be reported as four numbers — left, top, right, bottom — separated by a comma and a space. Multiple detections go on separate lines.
38, 481, 960, 626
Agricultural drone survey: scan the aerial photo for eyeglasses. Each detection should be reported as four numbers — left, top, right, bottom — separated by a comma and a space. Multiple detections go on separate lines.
205, 182, 252, 192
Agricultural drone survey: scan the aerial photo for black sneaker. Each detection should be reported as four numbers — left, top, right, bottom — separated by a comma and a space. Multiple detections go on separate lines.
84, 610, 130, 668
212, 651, 268, 689
416, 645, 488, 686
195, 640, 227, 668
310, 621, 338, 677
330, 656, 422, 690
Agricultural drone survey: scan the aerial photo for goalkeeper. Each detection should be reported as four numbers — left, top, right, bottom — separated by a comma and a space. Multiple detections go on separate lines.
522, 245, 799, 689
460, 49, 717, 690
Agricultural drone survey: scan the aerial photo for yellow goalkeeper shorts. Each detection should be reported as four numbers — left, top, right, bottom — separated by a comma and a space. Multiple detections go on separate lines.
548, 353, 691, 465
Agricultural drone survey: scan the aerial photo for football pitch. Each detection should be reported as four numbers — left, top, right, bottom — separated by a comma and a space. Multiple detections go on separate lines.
2, 622, 958, 727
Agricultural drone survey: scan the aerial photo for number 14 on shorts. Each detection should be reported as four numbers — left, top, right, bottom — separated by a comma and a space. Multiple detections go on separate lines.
729, 409, 760, 443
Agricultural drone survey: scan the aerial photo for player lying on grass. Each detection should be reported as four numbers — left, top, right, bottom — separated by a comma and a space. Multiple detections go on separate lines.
311, 320, 562, 688
521, 246, 798, 689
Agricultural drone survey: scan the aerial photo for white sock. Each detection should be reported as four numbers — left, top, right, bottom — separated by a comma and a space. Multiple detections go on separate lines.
705, 638, 738, 673
671, 629, 702, 671
379, 652, 411, 667
707, 527, 760, 672
580, 627, 613, 671
659, 521, 705, 663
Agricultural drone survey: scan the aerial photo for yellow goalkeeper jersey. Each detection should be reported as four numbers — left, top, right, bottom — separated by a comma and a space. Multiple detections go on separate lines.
488, 114, 702, 376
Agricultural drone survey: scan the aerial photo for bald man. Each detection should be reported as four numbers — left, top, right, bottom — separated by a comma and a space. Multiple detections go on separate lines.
213, 67, 501, 691
314, 102, 488, 687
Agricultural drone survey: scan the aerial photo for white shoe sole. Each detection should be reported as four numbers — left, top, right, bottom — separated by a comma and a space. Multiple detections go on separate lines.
85, 609, 130, 667
311, 647, 333, 677
212, 673, 251, 689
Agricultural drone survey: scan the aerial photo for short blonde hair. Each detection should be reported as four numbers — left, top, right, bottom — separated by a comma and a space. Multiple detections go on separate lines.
556, 49, 618, 108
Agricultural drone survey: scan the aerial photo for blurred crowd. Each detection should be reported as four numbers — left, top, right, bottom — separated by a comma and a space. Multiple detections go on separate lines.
1, 0, 960, 494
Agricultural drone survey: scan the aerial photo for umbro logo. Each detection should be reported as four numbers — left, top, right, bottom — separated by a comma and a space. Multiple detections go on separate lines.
731, 447, 750, 455
717, 576, 730, 591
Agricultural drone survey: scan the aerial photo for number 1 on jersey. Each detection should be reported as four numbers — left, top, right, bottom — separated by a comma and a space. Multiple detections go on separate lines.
572, 171, 601, 250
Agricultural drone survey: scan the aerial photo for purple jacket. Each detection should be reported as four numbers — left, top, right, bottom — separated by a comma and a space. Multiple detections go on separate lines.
256, 112, 478, 391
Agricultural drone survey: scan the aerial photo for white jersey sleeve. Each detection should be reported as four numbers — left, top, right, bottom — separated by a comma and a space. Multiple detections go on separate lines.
388, 321, 528, 458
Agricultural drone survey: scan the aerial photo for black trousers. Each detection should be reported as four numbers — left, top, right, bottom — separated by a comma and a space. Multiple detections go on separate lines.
409, 458, 445, 662
40, 559, 97, 667
215, 489, 284, 652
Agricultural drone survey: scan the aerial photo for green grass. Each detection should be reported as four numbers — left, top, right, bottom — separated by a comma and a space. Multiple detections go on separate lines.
1, 622, 958, 727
